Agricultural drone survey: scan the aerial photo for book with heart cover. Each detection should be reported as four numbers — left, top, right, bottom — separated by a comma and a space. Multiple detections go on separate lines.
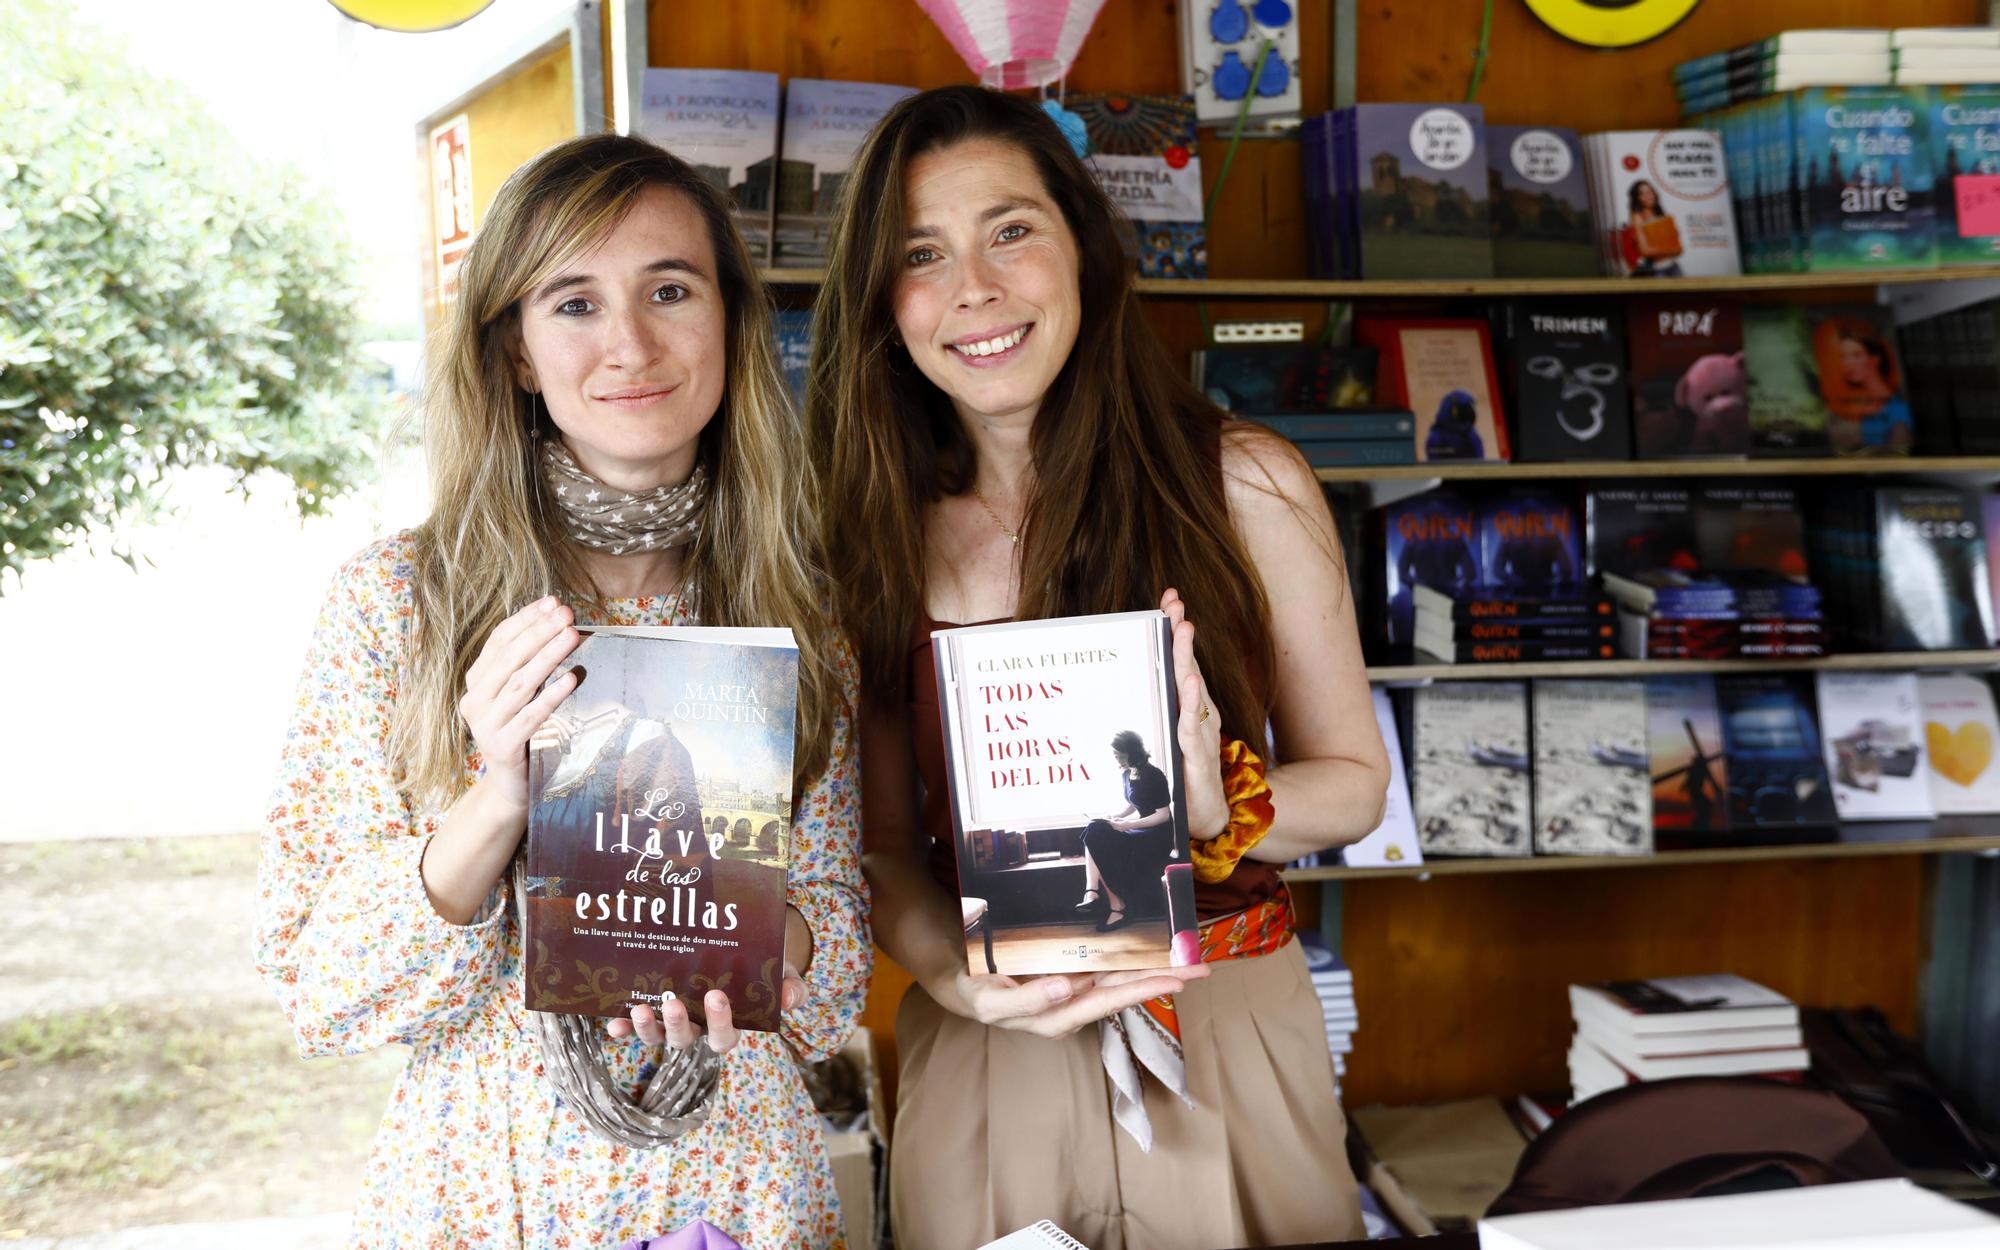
523, 626, 799, 1030
1919, 673, 2000, 814
931, 611, 1200, 975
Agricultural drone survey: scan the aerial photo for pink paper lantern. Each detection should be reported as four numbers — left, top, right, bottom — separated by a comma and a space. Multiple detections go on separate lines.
917, 0, 1110, 90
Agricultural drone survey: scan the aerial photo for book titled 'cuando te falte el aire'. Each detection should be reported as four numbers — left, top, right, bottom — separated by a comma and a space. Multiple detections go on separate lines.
523, 626, 799, 1032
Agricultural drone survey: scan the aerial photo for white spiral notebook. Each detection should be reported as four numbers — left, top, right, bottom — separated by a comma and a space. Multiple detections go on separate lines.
977, 1221, 1092, 1250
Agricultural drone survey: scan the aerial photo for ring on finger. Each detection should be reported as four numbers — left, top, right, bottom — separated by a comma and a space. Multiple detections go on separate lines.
1198, 703, 1211, 723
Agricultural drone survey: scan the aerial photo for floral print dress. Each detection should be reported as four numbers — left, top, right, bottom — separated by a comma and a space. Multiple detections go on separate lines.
255, 533, 868, 1250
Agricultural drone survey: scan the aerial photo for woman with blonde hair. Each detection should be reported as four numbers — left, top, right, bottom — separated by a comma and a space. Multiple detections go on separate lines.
810, 86, 1388, 1248
256, 133, 865, 1249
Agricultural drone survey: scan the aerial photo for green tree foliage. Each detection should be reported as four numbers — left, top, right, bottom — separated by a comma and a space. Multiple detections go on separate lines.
0, 0, 386, 586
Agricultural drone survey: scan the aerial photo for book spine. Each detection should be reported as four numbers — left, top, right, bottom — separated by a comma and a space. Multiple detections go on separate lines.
1421, 620, 1618, 642
1248, 412, 1416, 440
1418, 639, 1619, 662
1294, 439, 1417, 467
1425, 598, 1616, 620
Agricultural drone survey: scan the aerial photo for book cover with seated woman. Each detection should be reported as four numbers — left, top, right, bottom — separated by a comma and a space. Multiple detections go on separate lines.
931, 611, 1199, 975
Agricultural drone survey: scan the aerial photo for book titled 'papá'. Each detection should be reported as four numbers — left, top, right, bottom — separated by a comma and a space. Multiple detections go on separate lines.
931, 612, 1199, 976
523, 626, 798, 1030
1625, 299, 1749, 458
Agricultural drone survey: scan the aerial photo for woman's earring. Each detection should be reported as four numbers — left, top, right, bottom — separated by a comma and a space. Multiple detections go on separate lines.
526, 390, 544, 440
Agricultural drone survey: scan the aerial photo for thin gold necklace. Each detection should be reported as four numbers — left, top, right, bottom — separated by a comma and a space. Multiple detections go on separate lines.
970, 483, 1022, 546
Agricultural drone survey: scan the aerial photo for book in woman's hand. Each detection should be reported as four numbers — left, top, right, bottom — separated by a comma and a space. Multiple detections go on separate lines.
931, 611, 1200, 976
523, 626, 798, 1031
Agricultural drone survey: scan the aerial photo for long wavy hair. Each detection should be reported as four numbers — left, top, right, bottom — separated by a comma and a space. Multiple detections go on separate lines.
808, 86, 1276, 747
395, 133, 838, 805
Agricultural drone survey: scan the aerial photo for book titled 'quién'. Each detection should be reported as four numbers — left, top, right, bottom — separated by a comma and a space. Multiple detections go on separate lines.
932, 612, 1200, 976
523, 626, 798, 1031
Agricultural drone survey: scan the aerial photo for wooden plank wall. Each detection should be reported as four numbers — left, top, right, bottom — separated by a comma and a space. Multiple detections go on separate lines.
630, 0, 1978, 1114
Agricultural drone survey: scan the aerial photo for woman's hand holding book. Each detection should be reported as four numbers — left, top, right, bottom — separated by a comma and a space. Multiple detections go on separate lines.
935, 965, 1210, 1040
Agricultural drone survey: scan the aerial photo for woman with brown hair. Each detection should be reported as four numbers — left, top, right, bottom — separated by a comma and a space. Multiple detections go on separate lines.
810, 86, 1389, 1248
256, 133, 865, 1248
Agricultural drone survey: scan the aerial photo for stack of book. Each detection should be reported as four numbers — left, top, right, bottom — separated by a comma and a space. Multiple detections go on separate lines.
1672, 29, 1893, 114
1567, 974, 1807, 1104
1192, 343, 1415, 469
1387, 488, 1607, 662
1604, 569, 1825, 661
1412, 583, 1616, 665
1675, 31, 1941, 275
1892, 26, 2000, 85
1300, 931, 1358, 1087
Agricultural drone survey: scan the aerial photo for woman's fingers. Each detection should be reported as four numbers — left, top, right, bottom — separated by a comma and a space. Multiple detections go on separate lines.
507, 666, 582, 741
629, 1003, 666, 1047
659, 992, 698, 1050
468, 599, 569, 699
1024, 972, 1201, 1039
780, 962, 807, 1014
703, 990, 739, 1054
606, 1017, 634, 1040
960, 972, 1088, 1024
489, 621, 581, 723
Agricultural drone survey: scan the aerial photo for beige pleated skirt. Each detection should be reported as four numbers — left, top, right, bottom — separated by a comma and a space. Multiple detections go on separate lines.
889, 939, 1364, 1250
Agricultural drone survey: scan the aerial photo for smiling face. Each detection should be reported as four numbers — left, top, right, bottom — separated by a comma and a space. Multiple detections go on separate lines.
892, 137, 1083, 431
508, 185, 727, 492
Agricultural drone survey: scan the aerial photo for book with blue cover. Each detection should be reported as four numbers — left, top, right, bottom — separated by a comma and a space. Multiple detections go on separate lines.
1920, 84, 2000, 266
1715, 673, 1838, 828
1072, 93, 1207, 279
775, 79, 916, 265
637, 69, 782, 264
1381, 489, 1481, 647
1478, 490, 1584, 600
1487, 126, 1596, 277
1788, 86, 1939, 271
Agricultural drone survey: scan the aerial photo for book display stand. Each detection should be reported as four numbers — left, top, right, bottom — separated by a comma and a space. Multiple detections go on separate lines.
418, 1, 2000, 1238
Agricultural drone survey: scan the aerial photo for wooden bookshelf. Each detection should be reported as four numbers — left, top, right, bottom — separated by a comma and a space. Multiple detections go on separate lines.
1367, 649, 2000, 683
1316, 456, 2000, 484
1286, 820, 2000, 883
759, 265, 2000, 297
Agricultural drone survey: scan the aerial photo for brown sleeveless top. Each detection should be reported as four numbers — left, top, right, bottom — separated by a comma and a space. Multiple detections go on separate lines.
908, 608, 1282, 923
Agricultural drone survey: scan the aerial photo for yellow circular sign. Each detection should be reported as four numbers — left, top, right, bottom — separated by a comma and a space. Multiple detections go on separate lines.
328, 0, 498, 33
1523, 0, 1703, 49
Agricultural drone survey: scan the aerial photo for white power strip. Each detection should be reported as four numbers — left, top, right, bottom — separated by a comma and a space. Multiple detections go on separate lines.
1212, 319, 1306, 343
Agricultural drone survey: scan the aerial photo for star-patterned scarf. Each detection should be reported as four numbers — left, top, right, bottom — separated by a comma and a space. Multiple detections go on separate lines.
541, 438, 708, 555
